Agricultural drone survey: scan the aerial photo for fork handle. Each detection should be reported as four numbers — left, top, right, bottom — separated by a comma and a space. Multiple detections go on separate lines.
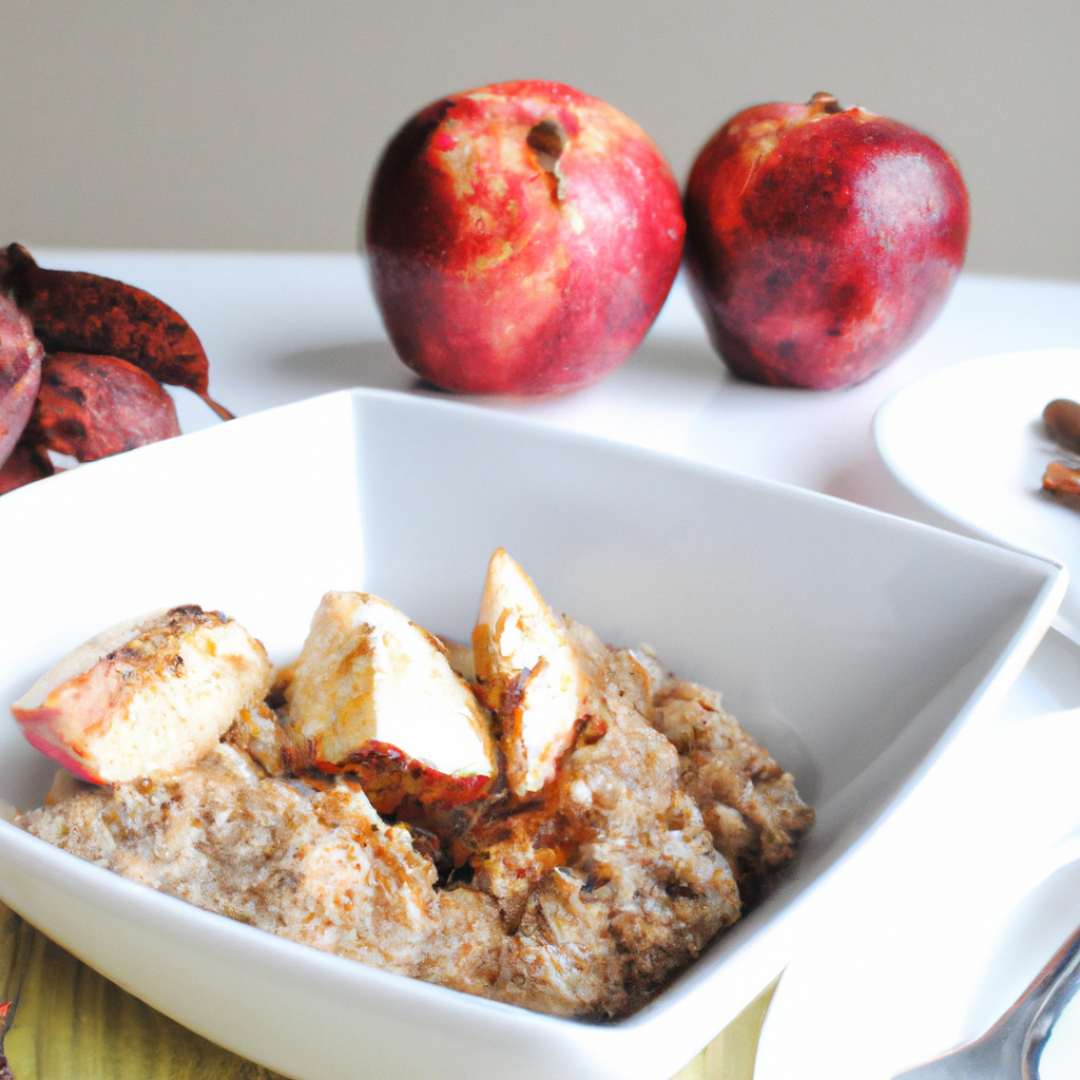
990, 919, 1080, 1078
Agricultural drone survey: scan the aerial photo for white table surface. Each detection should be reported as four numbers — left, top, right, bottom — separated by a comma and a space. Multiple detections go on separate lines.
34, 249, 1080, 1079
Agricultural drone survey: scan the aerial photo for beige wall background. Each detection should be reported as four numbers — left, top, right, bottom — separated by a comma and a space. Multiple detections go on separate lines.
2, 0, 1077, 279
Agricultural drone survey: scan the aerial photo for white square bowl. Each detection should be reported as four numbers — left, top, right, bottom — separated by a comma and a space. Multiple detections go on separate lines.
0, 388, 1066, 1080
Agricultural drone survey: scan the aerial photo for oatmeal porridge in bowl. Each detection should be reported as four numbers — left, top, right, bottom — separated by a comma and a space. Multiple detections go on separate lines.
13, 549, 814, 1021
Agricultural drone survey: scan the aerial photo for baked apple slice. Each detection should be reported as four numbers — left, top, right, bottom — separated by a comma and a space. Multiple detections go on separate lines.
12, 606, 272, 784
284, 591, 497, 812
473, 549, 591, 797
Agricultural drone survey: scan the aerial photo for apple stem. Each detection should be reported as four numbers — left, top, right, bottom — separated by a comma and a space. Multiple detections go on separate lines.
807, 92, 843, 114
527, 119, 568, 201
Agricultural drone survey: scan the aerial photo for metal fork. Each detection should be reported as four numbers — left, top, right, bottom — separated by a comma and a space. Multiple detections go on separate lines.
892, 920, 1080, 1079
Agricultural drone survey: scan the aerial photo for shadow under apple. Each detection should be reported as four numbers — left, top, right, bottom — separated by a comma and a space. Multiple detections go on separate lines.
274, 339, 423, 395
275, 334, 727, 404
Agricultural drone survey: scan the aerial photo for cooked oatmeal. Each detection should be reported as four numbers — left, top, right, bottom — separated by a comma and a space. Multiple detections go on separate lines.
17, 557, 813, 1020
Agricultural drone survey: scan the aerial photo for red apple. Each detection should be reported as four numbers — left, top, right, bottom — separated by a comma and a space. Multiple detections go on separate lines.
684, 93, 970, 389
364, 80, 685, 395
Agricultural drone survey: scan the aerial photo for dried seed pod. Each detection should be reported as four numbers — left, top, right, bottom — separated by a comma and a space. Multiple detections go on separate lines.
0, 436, 53, 495
28, 352, 182, 462
1, 244, 232, 420
0, 290, 44, 467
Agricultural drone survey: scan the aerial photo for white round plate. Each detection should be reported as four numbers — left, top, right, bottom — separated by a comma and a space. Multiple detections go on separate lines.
874, 349, 1080, 640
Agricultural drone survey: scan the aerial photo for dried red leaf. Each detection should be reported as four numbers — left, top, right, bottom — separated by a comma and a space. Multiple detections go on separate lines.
0, 290, 44, 467
1, 243, 232, 420
0, 437, 54, 494
29, 352, 181, 462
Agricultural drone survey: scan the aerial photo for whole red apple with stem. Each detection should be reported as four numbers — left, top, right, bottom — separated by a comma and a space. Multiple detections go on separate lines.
684, 92, 970, 389
365, 80, 685, 396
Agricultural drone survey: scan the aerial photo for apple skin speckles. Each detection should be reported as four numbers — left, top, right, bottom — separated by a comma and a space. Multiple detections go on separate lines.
365, 80, 685, 396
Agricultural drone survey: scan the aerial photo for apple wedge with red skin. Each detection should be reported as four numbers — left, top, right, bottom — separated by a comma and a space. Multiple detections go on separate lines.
473, 549, 592, 798
365, 80, 685, 396
684, 92, 970, 389
12, 606, 273, 784
284, 591, 498, 813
